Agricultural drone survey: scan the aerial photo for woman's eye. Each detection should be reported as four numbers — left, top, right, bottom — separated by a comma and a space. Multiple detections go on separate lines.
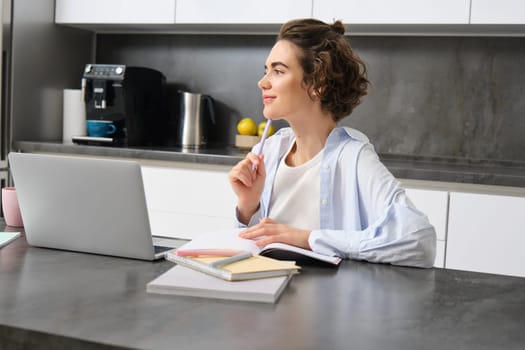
261, 68, 284, 77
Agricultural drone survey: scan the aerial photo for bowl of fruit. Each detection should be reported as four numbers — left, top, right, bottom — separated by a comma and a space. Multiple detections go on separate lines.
235, 118, 275, 149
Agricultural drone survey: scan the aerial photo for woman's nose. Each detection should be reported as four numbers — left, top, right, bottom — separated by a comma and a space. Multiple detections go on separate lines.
258, 75, 270, 90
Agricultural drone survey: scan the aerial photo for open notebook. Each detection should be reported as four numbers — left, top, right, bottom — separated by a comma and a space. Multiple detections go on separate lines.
170, 229, 342, 266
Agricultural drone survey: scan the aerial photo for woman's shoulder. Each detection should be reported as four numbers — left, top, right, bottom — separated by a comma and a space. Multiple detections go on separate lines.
325, 127, 370, 153
338, 126, 370, 143
334, 127, 378, 161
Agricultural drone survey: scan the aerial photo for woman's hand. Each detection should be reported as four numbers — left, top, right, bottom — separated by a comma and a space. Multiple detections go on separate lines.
228, 152, 266, 224
239, 217, 311, 250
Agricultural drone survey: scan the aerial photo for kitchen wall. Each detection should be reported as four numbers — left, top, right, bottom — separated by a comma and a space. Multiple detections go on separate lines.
96, 34, 525, 162
10, 0, 92, 144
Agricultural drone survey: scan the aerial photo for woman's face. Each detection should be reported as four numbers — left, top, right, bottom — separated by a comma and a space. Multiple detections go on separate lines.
258, 40, 316, 121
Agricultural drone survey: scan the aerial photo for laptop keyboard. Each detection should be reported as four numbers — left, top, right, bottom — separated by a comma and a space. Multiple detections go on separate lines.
154, 245, 173, 254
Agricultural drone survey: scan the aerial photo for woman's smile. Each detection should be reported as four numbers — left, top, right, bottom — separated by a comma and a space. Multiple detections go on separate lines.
262, 95, 276, 104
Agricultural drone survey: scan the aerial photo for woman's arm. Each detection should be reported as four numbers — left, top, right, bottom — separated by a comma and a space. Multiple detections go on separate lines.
309, 201, 436, 267
309, 144, 436, 268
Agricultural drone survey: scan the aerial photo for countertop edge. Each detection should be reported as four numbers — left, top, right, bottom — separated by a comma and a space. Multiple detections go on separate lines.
12, 141, 525, 191
12, 141, 244, 166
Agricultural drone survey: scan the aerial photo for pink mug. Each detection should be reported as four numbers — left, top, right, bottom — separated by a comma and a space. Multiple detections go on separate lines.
2, 187, 24, 227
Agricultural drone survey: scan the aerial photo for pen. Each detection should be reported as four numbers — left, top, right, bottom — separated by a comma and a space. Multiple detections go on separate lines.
252, 119, 272, 170
175, 249, 244, 257
209, 251, 253, 268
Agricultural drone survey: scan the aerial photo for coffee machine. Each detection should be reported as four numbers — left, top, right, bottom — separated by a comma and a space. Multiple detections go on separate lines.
73, 64, 167, 146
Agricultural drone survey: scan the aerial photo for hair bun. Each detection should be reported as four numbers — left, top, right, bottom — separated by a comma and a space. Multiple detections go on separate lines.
331, 20, 346, 35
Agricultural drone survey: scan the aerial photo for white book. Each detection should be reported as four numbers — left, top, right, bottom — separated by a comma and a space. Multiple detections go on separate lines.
147, 265, 293, 304
173, 229, 341, 266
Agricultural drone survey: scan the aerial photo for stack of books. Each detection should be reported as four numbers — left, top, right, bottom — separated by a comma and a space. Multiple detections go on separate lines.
147, 229, 341, 303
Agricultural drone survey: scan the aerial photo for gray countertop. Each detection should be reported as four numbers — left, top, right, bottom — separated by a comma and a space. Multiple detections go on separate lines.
13, 141, 247, 166
13, 141, 525, 188
1, 229, 525, 350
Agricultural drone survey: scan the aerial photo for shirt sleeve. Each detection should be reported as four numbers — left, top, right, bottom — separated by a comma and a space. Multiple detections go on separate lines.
308, 144, 437, 268
309, 203, 436, 267
234, 205, 264, 228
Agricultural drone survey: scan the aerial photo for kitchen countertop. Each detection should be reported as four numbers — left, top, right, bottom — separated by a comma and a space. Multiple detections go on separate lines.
13, 141, 525, 188
1, 229, 525, 350
13, 141, 247, 166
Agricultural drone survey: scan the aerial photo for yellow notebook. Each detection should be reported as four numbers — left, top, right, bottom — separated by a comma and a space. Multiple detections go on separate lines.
166, 252, 300, 281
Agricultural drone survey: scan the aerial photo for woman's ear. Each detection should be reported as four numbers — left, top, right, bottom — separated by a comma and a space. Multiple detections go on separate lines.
310, 86, 324, 101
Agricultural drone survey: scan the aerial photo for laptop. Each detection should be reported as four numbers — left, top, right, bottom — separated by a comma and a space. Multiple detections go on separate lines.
8, 152, 179, 260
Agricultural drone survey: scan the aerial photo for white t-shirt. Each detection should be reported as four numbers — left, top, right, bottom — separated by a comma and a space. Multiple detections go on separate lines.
268, 141, 322, 230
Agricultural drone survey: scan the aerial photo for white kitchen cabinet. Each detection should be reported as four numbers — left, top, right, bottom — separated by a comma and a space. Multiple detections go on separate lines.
55, 0, 176, 24
174, 0, 312, 24
404, 188, 449, 268
313, 0, 470, 24
447, 192, 525, 277
54, 0, 525, 35
470, 0, 525, 24
141, 163, 237, 240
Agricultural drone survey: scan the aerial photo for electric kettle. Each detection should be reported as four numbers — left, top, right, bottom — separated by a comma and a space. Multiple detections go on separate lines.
176, 91, 216, 148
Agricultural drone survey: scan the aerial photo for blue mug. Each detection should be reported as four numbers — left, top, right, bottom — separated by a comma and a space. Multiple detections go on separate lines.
87, 120, 117, 137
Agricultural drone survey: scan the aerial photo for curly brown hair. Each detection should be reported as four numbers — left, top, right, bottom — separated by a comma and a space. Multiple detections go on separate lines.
277, 18, 369, 122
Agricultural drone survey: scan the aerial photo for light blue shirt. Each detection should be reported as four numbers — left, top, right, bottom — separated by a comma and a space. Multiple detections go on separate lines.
237, 127, 436, 268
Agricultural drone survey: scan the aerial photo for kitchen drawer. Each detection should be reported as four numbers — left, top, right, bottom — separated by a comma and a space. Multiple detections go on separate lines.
447, 191, 525, 277
141, 164, 236, 218
148, 211, 235, 239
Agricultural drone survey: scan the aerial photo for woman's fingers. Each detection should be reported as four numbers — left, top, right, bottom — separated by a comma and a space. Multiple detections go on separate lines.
229, 158, 256, 186
229, 151, 266, 185
239, 218, 279, 239
239, 218, 311, 249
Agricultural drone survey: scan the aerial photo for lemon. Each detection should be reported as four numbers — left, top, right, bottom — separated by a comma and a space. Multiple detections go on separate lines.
257, 121, 276, 137
237, 118, 257, 136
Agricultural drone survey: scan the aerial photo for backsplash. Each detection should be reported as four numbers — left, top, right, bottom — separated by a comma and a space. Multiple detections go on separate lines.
349, 36, 525, 163
96, 34, 525, 163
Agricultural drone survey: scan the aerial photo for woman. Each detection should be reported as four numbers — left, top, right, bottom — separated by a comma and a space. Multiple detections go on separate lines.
228, 18, 436, 268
